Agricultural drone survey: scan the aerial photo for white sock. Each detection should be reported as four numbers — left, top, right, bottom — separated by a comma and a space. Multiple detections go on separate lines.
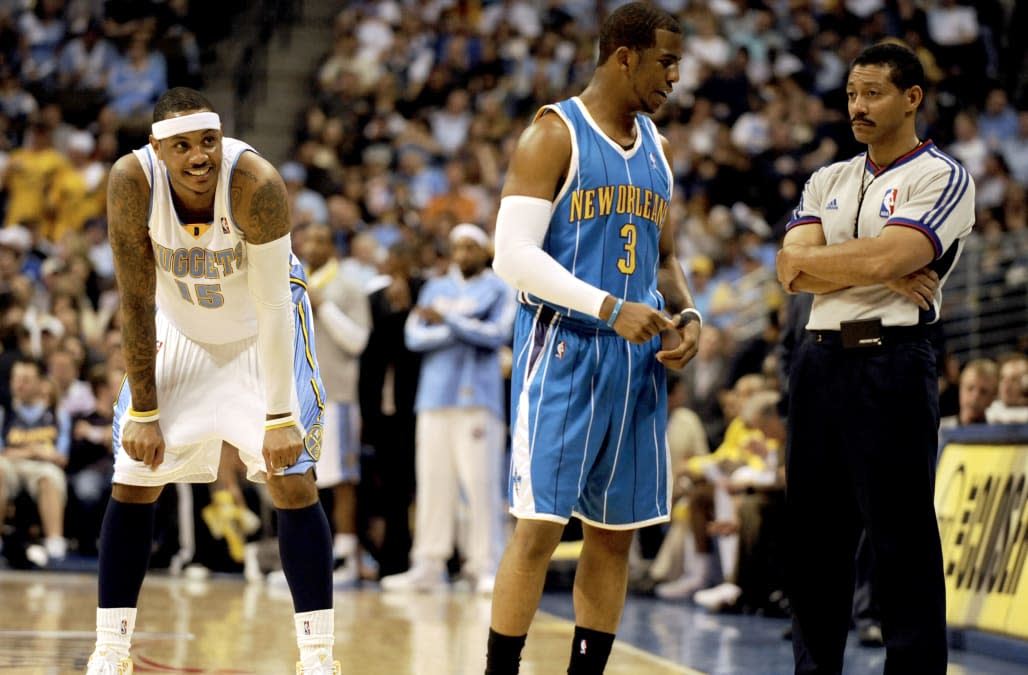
333, 533, 357, 561
295, 609, 334, 661
95, 608, 136, 659
45, 536, 67, 559
688, 552, 711, 582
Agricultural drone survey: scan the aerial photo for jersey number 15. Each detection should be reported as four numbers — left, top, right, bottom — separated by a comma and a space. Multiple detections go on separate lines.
175, 281, 225, 308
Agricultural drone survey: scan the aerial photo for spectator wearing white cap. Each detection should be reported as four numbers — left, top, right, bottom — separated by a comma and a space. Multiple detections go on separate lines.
381, 223, 515, 594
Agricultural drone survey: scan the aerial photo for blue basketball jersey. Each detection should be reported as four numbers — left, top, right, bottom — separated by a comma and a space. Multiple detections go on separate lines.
523, 97, 673, 327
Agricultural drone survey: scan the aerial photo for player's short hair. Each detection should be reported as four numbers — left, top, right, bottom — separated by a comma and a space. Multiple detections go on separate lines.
597, 1, 681, 66
851, 41, 925, 92
153, 87, 216, 123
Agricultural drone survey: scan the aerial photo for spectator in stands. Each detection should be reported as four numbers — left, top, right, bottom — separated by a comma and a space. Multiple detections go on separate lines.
383, 224, 513, 595
1003, 110, 1028, 186
680, 323, 729, 448
948, 110, 987, 179
302, 222, 372, 586
46, 129, 107, 242
104, 32, 167, 124
358, 242, 424, 577
986, 352, 1028, 424
16, 0, 66, 96
280, 161, 328, 229
338, 231, 382, 291
979, 87, 1019, 151
0, 357, 70, 565
663, 375, 778, 608
421, 158, 482, 235
0, 66, 37, 141
47, 345, 94, 416
57, 19, 117, 123
324, 195, 366, 255
940, 358, 998, 430
2, 120, 69, 228
637, 376, 708, 596
701, 390, 788, 616
65, 368, 116, 555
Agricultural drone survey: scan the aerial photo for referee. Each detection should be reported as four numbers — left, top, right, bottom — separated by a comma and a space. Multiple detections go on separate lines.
776, 42, 974, 675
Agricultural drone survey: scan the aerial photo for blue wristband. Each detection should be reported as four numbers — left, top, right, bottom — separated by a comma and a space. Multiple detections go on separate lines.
606, 298, 625, 328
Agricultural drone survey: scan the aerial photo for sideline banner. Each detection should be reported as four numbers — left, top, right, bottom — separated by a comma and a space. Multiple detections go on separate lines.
935, 433, 1028, 640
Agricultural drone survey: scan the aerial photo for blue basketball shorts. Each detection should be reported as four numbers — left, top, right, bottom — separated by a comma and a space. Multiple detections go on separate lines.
508, 304, 671, 529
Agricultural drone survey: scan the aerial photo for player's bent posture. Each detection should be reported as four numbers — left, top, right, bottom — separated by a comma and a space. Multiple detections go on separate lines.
86, 88, 338, 675
484, 4, 700, 674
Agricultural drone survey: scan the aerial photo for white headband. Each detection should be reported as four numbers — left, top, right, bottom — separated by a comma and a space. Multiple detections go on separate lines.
450, 223, 490, 249
151, 112, 221, 140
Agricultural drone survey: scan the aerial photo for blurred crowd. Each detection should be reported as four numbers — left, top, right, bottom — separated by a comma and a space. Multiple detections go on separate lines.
0, 0, 1026, 637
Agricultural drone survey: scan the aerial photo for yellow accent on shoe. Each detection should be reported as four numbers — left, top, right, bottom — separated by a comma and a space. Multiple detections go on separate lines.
85, 648, 133, 674
294, 660, 341, 674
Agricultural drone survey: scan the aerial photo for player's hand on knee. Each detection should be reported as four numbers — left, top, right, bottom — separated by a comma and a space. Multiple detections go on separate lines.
123, 420, 166, 470
657, 322, 700, 370
611, 302, 674, 344
263, 425, 304, 472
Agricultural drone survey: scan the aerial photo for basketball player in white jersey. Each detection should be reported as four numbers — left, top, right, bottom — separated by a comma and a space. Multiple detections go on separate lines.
86, 88, 338, 675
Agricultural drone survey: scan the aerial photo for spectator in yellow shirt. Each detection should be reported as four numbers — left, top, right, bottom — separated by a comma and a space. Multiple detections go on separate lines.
2, 121, 69, 228
45, 130, 107, 243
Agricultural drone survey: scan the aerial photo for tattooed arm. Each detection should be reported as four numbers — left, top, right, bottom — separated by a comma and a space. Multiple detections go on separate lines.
108, 153, 166, 469
108, 154, 157, 411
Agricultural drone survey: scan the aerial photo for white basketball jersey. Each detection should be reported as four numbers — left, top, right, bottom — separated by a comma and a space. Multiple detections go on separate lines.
133, 137, 259, 344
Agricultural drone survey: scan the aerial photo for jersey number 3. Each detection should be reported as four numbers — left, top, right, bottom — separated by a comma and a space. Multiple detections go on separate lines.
176, 281, 225, 308
618, 223, 637, 275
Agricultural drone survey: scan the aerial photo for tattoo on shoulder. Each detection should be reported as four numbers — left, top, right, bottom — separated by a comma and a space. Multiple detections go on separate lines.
230, 166, 258, 216
246, 179, 289, 244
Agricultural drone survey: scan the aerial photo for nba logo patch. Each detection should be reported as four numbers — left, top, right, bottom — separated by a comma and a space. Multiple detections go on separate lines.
220, 217, 230, 234
304, 620, 311, 636
879, 188, 898, 217
119, 619, 127, 635
555, 340, 566, 359
649, 152, 658, 169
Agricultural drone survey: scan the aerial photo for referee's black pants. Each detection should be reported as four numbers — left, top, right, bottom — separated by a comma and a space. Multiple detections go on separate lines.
785, 331, 947, 675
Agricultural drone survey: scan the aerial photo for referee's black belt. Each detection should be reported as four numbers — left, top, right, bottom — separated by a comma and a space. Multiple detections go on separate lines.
808, 321, 928, 349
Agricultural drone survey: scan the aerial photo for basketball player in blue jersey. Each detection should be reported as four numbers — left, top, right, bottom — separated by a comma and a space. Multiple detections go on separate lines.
85, 88, 338, 675
485, 4, 700, 674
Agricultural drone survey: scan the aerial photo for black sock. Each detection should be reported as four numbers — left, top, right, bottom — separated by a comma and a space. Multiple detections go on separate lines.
277, 503, 333, 612
567, 626, 615, 675
485, 627, 527, 675
98, 500, 156, 608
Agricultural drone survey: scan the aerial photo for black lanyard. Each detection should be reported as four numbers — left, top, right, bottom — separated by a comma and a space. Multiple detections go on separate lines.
854, 166, 875, 239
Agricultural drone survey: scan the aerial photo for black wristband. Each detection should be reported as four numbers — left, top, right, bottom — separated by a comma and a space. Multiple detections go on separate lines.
675, 307, 703, 328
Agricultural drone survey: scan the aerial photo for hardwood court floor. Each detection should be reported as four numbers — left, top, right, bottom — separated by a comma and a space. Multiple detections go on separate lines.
0, 571, 696, 674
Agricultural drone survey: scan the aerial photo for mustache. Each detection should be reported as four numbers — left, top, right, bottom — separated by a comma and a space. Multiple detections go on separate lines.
851, 116, 875, 125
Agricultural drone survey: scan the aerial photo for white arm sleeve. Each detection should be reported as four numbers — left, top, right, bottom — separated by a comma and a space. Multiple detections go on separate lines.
245, 234, 297, 415
492, 195, 609, 318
